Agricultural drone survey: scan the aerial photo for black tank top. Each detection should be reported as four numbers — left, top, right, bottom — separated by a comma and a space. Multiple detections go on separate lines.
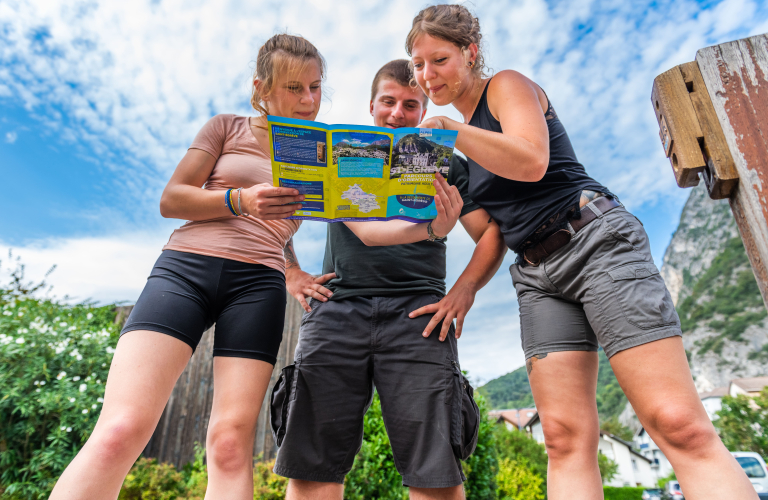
466, 78, 610, 254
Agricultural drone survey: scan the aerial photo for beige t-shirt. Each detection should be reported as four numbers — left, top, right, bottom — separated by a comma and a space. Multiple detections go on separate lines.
163, 114, 301, 273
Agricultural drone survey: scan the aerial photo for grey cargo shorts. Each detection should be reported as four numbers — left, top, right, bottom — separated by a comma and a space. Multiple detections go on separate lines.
511, 201, 682, 359
270, 294, 478, 488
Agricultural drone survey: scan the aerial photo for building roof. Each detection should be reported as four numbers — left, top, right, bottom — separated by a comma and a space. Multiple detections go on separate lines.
699, 386, 728, 399
600, 432, 652, 463
730, 377, 768, 393
489, 408, 538, 429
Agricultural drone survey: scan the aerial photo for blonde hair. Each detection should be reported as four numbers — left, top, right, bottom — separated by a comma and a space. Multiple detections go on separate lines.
250, 34, 326, 117
405, 4, 488, 78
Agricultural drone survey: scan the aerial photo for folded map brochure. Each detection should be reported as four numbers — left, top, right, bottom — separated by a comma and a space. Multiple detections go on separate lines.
267, 116, 458, 222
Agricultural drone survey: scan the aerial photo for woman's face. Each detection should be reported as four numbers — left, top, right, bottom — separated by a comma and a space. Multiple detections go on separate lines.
262, 58, 322, 120
411, 34, 473, 106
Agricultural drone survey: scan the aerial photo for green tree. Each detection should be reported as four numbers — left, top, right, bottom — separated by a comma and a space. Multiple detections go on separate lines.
600, 416, 634, 442
496, 458, 544, 500
344, 392, 408, 500
463, 392, 499, 500
598, 451, 619, 484
714, 387, 768, 456
493, 427, 548, 494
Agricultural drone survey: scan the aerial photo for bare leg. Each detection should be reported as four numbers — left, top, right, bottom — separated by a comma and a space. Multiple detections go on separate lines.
409, 485, 465, 499
285, 479, 343, 500
610, 337, 757, 500
50, 331, 192, 499
527, 351, 603, 500
204, 356, 274, 500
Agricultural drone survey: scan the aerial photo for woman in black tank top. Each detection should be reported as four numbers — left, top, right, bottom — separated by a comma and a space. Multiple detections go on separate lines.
404, 5, 757, 500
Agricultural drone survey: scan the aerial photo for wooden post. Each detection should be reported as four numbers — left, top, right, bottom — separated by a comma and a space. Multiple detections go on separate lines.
142, 296, 304, 468
652, 33, 768, 307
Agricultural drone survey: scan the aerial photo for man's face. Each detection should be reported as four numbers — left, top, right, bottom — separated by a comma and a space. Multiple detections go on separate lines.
370, 79, 427, 129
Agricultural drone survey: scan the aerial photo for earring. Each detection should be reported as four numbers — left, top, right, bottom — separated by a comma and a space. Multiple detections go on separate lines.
468, 60, 475, 68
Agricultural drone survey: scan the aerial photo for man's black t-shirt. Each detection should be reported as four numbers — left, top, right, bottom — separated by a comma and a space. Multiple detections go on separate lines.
321, 155, 480, 300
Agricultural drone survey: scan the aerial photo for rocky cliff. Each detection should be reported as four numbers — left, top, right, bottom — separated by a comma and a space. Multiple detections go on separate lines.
660, 184, 768, 392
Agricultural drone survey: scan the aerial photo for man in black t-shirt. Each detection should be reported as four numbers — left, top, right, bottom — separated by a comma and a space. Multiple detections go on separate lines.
273, 60, 507, 500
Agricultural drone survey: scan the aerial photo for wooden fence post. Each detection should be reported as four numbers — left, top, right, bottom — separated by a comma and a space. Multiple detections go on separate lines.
652, 33, 768, 307
141, 295, 304, 469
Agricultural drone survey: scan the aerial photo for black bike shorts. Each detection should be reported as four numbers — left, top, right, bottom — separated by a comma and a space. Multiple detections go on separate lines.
121, 250, 286, 364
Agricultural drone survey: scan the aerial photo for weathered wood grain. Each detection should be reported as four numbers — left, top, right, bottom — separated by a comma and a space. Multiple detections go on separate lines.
651, 66, 706, 187
142, 295, 304, 468
697, 33, 768, 306
678, 61, 739, 199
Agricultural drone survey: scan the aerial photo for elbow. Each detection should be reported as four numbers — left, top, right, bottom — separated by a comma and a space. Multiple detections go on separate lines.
159, 192, 173, 219
359, 236, 380, 247
525, 157, 548, 182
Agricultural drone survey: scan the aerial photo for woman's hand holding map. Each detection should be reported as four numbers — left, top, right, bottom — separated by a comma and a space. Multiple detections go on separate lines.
428, 171, 463, 238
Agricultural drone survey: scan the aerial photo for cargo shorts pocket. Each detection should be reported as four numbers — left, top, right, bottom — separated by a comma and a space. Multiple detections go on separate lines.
608, 262, 678, 329
446, 359, 480, 460
270, 363, 298, 447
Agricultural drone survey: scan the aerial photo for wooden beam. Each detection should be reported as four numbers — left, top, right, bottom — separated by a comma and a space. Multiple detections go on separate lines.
678, 62, 739, 199
651, 66, 706, 187
696, 33, 768, 306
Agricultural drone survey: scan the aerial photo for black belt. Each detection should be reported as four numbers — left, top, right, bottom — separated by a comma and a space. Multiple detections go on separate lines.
522, 196, 621, 267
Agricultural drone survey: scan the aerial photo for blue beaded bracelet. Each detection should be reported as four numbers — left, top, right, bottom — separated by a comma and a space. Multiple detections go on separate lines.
224, 189, 238, 216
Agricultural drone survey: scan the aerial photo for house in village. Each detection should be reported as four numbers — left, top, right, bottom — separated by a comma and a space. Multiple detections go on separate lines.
516, 411, 655, 487
489, 408, 537, 431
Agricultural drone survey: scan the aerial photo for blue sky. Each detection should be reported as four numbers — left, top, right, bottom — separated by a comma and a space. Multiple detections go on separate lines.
1, 0, 767, 382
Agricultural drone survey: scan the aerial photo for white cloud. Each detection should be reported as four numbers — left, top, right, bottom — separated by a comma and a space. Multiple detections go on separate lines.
4, 131, 17, 143
0, 232, 168, 304
1, 0, 765, 380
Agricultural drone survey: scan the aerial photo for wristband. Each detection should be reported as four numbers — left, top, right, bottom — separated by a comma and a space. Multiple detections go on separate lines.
237, 188, 249, 216
427, 220, 446, 242
229, 189, 241, 216
225, 189, 238, 216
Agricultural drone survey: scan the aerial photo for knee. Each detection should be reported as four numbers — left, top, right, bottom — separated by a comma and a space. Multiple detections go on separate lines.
91, 415, 152, 463
647, 406, 718, 453
542, 415, 597, 461
206, 422, 253, 473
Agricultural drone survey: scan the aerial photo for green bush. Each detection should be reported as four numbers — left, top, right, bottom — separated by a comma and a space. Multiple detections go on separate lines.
119, 458, 187, 500
598, 450, 619, 484
344, 392, 408, 499
253, 459, 288, 500
493, 427, 547, 495
714, 387, 768, 457
463, 392, 499, 500
0, 263, 119, 498
602, 486, 645, 500
496, 458, 544, 500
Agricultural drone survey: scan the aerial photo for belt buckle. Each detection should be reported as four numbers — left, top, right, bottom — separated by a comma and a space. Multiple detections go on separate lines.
523, 249, 541, 267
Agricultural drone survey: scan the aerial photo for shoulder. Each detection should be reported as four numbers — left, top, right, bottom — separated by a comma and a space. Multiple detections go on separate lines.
486, 70, 546, 120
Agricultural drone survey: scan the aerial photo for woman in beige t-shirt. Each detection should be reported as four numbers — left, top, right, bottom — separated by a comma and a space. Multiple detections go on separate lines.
51, 34, 334, 499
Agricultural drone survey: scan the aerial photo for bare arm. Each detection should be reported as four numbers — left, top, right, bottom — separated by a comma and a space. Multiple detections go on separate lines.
419, 71, 550, 182
343, 173, 463, 246
159, 148, 305, 221
409, 208, 507, 341
284, 237, 336, 312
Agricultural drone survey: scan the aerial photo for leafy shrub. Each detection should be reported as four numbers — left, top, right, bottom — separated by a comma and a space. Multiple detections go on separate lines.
493, 427, 547, 495
598, 450, 619, 484
0, 262, 119, 498
463, 392, 499, 500
602, 486, 645, 500
714, 387, 768, 457
496, 458, 544, 500
119, 458, 187, 500
345, 392, 408, 500
253, 459, 288, 499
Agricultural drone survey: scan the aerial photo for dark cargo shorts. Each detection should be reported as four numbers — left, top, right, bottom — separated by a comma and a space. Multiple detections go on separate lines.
511, 202, 682, 359
270, 294, 479, 488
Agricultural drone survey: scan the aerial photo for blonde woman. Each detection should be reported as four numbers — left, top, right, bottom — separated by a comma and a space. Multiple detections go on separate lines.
406, 5, 757, 500
51, 34, 328, 500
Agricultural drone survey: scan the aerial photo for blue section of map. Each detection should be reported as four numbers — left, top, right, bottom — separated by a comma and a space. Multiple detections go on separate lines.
385, 195, 437, 220
338, 157, 384, 178
279, 178, 324, 198
272, 124, 326, 167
